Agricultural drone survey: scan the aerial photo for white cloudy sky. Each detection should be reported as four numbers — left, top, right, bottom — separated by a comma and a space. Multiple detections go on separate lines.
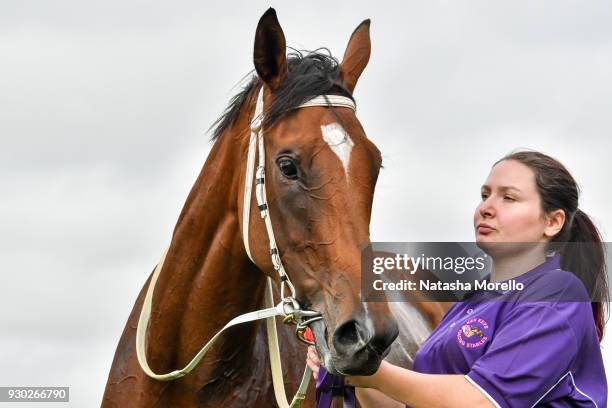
1, 1, 611, 405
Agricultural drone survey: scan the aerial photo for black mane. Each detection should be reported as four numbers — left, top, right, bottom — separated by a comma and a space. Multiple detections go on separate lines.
210, 49, 353, 141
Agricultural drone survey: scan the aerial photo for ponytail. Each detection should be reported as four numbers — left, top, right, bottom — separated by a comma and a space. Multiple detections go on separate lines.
558, 209, 609, 341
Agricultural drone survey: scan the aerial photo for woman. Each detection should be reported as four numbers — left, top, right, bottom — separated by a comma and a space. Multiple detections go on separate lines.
306, 150, 608, 407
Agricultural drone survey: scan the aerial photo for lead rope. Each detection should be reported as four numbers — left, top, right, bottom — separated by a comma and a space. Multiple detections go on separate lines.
135, 248, 289, 380
136, 87, 356, 407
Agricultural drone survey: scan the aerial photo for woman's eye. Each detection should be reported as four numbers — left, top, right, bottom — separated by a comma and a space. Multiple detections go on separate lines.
480, 193, 489, 200
277, 157, 299, 180
504, 196, 516, 202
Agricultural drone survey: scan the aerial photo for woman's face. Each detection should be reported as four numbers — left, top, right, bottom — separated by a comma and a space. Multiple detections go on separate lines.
474, 159, 549, 245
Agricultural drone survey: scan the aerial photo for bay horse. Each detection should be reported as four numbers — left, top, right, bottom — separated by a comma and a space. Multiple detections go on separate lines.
103, 8, 447, 407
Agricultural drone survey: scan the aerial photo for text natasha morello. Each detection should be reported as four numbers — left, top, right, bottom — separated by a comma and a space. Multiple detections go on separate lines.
372, 279, 525, 292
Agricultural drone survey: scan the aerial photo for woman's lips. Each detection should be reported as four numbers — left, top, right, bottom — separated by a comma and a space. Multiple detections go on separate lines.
477, 224, 496, 234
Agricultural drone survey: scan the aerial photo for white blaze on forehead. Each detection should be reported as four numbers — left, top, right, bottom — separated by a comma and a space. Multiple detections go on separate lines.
320, 123, 354, 177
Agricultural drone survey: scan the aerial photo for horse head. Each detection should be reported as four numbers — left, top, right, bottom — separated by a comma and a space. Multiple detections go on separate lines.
241, 8, 399, 376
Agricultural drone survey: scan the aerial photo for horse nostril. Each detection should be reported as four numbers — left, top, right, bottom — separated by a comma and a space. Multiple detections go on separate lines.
332, 319, 367, 352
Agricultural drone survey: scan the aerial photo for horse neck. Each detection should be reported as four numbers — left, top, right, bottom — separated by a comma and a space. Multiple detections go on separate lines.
145, 122, 267, 375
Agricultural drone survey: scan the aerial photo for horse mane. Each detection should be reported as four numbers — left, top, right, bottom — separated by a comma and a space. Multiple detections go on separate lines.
210, 49, 354, 141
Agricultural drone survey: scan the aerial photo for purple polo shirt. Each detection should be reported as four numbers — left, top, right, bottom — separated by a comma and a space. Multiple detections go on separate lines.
412, 255, 607, 407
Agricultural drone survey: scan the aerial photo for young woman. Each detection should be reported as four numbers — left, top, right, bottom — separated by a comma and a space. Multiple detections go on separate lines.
306, 150, 608, 407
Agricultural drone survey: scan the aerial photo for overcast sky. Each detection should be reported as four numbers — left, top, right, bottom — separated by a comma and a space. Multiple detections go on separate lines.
1, 1, 611, 405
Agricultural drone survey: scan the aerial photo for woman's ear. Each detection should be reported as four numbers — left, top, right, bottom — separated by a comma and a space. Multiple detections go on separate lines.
253, 8, 287, 91
544, 209, 566, 238
340, 19, 371, 94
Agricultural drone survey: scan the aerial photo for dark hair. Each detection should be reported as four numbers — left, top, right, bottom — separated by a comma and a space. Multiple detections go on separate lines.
498, 150, 609, 341
210, 49, 352, 141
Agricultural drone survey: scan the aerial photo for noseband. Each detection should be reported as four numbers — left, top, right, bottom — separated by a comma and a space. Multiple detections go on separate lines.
135, 86, 356, 407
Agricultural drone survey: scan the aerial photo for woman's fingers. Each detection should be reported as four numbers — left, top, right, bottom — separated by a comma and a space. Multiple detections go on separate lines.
307, 346, 320, 364
306, 346, 320, 380
306, 358, 318, 380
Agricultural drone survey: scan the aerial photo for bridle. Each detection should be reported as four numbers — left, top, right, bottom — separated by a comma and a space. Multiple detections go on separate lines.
135, 86, 357, 407
242, 87, 356, 344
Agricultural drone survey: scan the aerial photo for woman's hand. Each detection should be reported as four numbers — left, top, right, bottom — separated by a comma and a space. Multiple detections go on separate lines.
306, 346, 386, 387
306, 346, 321, 380
345, 361, 389, 389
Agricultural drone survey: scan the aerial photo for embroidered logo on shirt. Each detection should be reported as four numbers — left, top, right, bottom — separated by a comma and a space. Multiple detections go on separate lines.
457, 317, 489, 348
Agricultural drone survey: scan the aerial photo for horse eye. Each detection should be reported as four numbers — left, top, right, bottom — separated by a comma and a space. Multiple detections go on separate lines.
277, 157, 299, 180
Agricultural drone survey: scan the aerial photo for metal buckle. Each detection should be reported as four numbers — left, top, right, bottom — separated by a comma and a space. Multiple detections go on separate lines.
280, 300, 323, 346
250, 114, 263, 132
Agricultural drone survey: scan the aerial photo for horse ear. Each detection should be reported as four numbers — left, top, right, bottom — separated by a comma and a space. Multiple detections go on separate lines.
340, 19, 371, 94
253, 8, 287, 91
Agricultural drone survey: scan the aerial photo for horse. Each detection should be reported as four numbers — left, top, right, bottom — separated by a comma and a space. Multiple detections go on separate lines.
102, 8, 447, 407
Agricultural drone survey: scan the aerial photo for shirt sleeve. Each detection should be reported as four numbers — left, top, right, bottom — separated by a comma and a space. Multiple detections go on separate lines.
465, 303, 581, 408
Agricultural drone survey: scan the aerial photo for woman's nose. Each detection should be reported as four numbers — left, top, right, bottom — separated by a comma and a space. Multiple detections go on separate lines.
479, 198, 495, 218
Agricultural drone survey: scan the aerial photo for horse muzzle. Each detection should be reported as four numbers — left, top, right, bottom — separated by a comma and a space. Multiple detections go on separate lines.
310, 314, 399, 376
